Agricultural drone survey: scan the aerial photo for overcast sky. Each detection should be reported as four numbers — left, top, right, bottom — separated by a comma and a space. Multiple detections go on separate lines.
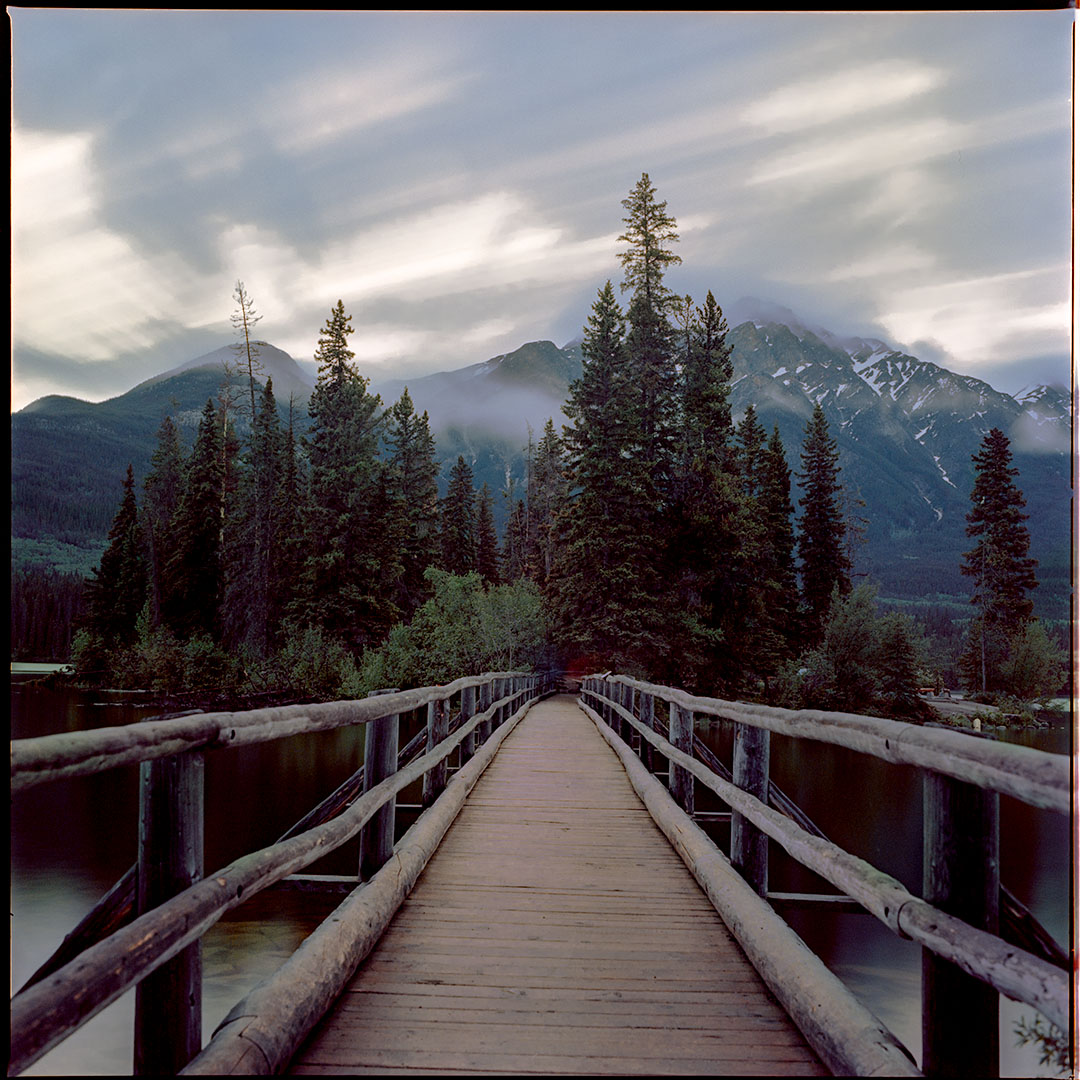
10, 9, 1074, 411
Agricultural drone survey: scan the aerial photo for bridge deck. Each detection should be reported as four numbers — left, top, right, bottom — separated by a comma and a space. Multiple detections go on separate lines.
288, 695, 828, 1075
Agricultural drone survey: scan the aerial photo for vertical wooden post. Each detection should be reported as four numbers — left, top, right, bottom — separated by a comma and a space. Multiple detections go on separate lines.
922, 769, 1000, 1078
359, 710, 399, 879
730, 723, 770, 896
668, 702, 694, 816
134, 751, 204, 1075
460, 684, 477, 765
422, 697, 449, 806
619, 683, 633, 743
638, 691, 655, 772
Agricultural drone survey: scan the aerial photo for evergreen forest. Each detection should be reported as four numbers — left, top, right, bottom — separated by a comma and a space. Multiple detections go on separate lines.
19, 177, 1067, 717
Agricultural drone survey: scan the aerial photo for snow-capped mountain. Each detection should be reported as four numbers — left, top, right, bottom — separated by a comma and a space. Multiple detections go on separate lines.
726, 319, 1070, 610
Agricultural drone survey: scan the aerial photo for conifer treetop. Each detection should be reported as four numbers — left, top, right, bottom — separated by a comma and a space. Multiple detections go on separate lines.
618, 172, 682, 304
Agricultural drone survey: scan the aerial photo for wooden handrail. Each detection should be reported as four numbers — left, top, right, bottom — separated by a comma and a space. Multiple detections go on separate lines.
580, 680, 1069, 1033
10, 671, 531, 792
10, 680, 541, 1076
588, 674, 1069, 813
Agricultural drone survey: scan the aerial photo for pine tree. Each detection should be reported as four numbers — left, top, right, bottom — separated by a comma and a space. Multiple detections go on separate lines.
527, 418, 566, 587
760, 426, 800, 666
84, 464, 148, 648
224, 377, 286, 655
960, 427, 1039, 693
682, 291, 734, 477
272, 399, 307, 645
142, 416, 185, 626
385, 388, 441, 619
797, 403, 851, 643
735, 405, 768, 501
162, 399, 225, 640
230, 280, 266, 423
476, 483, 500, 586
618, 173, 681, 483
441, 456, 478, 576
551, 280, 664, 673
502, 498, 530, 582
302, 300, 394, 651
663, 288, 755, 692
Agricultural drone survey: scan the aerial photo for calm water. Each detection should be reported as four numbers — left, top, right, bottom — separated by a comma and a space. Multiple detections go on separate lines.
10, 681, 1073, 1076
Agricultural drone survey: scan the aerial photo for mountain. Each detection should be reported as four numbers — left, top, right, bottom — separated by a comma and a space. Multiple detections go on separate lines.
10, 322, 1069, 617
133, 341, 315, 408
374, 339, 582, 442
726, 320, 1070, 613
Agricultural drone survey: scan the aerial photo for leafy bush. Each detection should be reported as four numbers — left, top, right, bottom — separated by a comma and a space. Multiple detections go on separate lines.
356, 569, 549, 694
268, 622, 363, 699
775, 585, 932, 719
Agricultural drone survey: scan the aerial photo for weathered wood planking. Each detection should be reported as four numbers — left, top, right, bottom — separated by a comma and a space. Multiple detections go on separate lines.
288, 696, 828, 1076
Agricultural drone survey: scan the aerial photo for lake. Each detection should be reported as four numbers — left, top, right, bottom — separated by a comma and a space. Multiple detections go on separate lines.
10, 680, 1072, 1076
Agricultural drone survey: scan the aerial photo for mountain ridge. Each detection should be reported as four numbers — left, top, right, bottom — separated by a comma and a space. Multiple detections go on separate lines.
11, 318, 1070, 616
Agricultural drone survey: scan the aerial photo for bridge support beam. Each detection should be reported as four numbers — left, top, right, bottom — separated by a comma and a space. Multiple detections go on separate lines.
668, 703, 694, 816
922, 769, 1000, 1078
134, 751, 203, 1075
730, 724, 770, 896
360, 711, 399, 878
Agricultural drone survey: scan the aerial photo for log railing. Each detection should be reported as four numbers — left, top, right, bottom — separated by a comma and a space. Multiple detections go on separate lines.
581, 674, 1071, 1078
9, 671, 552, 1076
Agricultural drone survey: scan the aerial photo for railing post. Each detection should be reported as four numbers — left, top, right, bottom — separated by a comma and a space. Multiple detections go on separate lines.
134, 751, 203, 1075
460, 685, 477, 765
638, 690, 654, 772
478, 679, 492, 743
422, 697, 449, 806
668, 702, 694, 815
359, 705, 399, 879
922, 768, 1001, 1078
730, 723, 770, 896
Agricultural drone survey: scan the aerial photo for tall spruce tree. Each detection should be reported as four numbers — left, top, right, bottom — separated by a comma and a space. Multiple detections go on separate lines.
960, 427, 1039, 693
618, 172, 681, 484
527, 418, 566, 587
441, 456, 478, 576
385, 388, 441, 619
476, 483, 500, 586
84, 464, 148, 648
223, 378, 286, 655
301, 300, 394, 650
163, 399, 226, 640
142, 416, 185, 626
756, 426, 800, 689
796, 403, 851, 643
502, 498, 530, 583
551, 280, 664, 672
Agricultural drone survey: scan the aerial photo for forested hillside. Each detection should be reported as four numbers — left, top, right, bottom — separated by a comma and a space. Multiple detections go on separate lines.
11, 182, 1069, 709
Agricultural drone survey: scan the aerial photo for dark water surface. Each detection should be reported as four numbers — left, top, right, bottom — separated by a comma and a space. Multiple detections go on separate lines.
10, 682, 1073, 1076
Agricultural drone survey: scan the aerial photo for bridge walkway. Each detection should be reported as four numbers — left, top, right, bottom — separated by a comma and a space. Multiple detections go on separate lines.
287, 695, 828, 1076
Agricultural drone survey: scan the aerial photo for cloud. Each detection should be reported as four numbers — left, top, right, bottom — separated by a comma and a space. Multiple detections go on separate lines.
11, 127, 192, 361
742, 60, 944, 134
269, 50, 469, 154
876, 265, 1070, 374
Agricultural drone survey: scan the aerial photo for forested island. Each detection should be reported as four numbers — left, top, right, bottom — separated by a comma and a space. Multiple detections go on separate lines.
15, 176, 1067, 719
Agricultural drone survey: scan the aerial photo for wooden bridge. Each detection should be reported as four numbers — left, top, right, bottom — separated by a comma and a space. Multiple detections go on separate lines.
9, 673, 1072, 1076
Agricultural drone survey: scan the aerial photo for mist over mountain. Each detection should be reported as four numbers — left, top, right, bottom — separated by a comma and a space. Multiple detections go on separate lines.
11, 313, 1070, 617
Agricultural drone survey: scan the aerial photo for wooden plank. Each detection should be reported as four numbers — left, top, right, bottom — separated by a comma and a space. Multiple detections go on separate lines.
288, 696, 825, 1077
